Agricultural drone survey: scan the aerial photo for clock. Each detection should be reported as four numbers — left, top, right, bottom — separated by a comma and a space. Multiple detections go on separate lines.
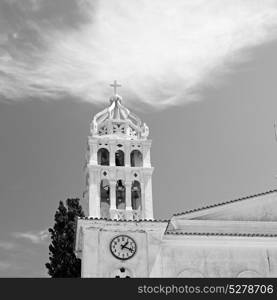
110, 235, 137, 260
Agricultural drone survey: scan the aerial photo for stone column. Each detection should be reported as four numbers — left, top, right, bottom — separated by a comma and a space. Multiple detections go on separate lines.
125, 180, 132, 220
125, 143, 131, 167
110, 140, 116, 167
140, 181, 145, 219
109, 180, 117, 219
88, 167, 100, 217
143, 169, 154, 220
89, 138, 98, 165
142, 140, 152, 168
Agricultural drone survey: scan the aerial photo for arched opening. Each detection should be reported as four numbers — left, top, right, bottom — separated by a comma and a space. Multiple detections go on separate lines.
115, 150, 125, 166
237, 270, 263, 278
177, 269, 204, 278
116, 180, 126, 209
130, 150, 143, 167
131, 181, 141, 210
97, 148, 109, 166
110, 267, 133, 278
100, 179, 110, 218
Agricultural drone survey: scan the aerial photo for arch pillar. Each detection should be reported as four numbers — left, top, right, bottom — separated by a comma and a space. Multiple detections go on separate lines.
125, 180, 132, 219
110, 180, 117, 210
89, 139, 98, 165
125, 144, 131, 167
110, 141, 116, 167
143, 170, 153, 219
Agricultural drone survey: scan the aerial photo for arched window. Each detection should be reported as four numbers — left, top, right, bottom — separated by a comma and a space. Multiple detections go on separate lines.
115, 150, 125, 166
100, 179, 110, 218
97, 148, 109, 166
130, 150, 143, 167
116, 180, 126, 209
131, 181, 141, 210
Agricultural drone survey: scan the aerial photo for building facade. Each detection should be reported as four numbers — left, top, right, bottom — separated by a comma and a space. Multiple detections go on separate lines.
75, 82, 277, 277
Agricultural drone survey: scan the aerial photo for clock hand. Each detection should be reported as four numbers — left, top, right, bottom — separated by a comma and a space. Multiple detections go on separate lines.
121, 241, 129, 249
124, 246, 134, 253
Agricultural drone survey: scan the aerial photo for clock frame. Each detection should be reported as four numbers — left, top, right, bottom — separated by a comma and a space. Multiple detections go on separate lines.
110, 235, 137, 260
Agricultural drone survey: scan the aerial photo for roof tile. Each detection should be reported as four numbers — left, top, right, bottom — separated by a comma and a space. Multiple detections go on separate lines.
173, 189, 277, 217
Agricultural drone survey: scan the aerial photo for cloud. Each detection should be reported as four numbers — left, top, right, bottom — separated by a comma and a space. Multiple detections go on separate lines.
0, 0, 277, 108
12, 229, 49, 244
0, 241, 17, 251
0, 231, 49, 277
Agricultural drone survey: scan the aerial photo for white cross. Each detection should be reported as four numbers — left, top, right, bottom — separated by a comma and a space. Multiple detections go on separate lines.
110, 80, 122, 95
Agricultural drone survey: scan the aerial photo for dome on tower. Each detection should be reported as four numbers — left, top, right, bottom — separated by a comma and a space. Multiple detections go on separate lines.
91, 82, 149, 140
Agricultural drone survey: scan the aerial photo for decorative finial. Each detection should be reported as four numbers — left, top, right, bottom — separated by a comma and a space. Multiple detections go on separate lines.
110, 80, 122, 96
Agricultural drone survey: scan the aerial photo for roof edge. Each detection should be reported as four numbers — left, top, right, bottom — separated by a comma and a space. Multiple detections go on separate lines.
165, 231, 277, 237
77, 216, 169, 223
173, 189, 277, 217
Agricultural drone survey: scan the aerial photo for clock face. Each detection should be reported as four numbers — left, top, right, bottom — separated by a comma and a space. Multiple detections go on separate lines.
110, 235, 137, 260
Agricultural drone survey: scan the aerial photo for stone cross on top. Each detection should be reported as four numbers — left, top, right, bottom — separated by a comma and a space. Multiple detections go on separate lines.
110, 80, 122, 96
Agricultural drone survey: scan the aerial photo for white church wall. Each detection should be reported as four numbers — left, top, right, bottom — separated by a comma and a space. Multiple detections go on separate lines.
76, 219, 277, 277
76, 219, 168, 277
160, 235, 277, 277
82, 228, 99, 277
266, 248, 277, 276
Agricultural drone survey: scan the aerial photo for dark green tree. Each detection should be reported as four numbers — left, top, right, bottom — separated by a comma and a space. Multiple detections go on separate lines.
46, 198, 85, 277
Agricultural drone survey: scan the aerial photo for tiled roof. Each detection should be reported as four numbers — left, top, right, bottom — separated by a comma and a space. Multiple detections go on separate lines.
165, 231, 277, 237
77, 216, 169, 223
173, 189, 277, 217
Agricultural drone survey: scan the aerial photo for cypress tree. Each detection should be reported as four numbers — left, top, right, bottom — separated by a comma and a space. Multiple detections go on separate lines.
46, 198, 85, 277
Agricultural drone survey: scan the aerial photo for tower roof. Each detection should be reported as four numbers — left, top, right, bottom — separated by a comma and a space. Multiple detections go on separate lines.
91, 82, 149, 140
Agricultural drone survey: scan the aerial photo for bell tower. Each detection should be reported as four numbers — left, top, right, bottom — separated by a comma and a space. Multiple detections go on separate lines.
85, 81, 154, 220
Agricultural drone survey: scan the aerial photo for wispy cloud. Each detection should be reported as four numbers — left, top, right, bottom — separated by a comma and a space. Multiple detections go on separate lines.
12, 229, 49, 244
0, 229, 49, 277
0, 241, 17, 251
0, 0, 277, 108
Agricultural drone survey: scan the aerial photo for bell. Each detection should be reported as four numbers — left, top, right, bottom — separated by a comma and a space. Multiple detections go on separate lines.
133, 191, 139, 199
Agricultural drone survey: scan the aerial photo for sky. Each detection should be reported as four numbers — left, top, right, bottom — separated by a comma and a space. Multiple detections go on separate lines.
1, 0, 277, 277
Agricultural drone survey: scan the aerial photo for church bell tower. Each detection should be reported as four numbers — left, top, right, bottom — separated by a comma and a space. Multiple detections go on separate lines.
75, 82, 167, 277
85, 81, 154, 220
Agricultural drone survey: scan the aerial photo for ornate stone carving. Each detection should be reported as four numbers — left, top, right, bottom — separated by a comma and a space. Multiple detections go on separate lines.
91, 94, 149, 140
